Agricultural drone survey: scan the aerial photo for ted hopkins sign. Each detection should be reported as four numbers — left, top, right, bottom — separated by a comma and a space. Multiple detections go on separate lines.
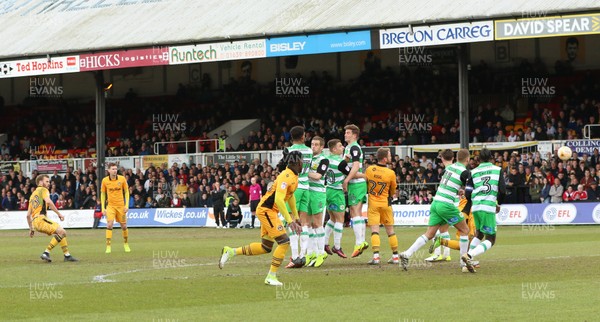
379, 21, 493, 49
495, 13, 600, 40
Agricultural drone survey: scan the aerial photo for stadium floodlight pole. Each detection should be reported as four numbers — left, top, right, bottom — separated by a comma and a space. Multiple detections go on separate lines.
95, 71, 106, 194
457, 43, 470, 149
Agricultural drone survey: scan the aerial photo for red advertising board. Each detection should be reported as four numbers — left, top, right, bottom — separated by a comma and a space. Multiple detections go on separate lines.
79, 47, 169, 71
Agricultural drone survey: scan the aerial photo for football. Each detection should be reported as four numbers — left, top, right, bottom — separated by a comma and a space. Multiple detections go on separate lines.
558, 146, 573, 161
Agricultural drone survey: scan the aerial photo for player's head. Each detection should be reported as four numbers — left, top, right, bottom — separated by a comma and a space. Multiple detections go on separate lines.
327, 139, 342, 155
344, 124, 359, 143
376, 147, 391, 164
566, 37, 579, 62
479, 148, 492, 162
457, 149, 470, 164
440, 149, 454, 162
36, 174, 50, 188
286, 150, 303, 174
290, 126, 305, 142
107, 162, 118, 177
311, 136, 325, 155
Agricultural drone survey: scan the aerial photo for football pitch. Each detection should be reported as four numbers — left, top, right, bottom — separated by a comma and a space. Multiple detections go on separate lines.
0, 225, 598, 321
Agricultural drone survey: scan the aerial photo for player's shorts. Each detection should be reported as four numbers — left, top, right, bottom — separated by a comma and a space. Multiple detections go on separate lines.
106, 206, 127, 224
347, 182, 367, 206
294, 188, 310, 213
473, 210, 497, 235
250, 200, 260, 212
257, 207, 286, 239
326, 189, 346, 213
367, 206, 394, 226
428, 200, 464, 227
308, 191, 326, 215
32, 216, 59, 236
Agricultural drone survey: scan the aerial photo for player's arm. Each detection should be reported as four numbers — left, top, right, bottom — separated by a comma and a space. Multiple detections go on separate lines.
26, 202, 34, 237
308, 159, 329, 180
460, 170, 474, 213
44, 195, 63, 221
287, 193, 299, 221
123, 178, 130, 210
497, 171, 507, 205
101, 179, 107, 213
389, 172, 397, 197
344, 146, 362, 184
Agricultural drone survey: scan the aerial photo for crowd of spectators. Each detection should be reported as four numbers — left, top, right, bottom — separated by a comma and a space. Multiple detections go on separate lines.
3, 146, 600, 218
0, 59, 599, 161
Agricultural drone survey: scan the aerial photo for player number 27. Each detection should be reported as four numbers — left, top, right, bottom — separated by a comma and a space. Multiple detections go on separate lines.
368, 180, 386, 196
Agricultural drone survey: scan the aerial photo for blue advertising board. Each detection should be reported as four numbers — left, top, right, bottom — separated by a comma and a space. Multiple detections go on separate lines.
266, 30, 371, 57
98, 208, 209, 228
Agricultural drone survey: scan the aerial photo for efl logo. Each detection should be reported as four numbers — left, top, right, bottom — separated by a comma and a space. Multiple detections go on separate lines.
496, 205, 527, 224
542, 204, 576, 224
592, 204, 600, 224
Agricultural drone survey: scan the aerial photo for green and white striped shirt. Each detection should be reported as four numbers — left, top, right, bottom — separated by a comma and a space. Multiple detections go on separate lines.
434, 162, 469, 205
344, 142, 365, 184
325, 154, 347, 191
472, 162, 502, 213
288, 144, 313, 190
309, 153, 329, 193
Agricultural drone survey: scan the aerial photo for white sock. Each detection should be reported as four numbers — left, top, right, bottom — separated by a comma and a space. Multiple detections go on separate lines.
459, 235, 469, 257
470, 237, 482, 250
300, 226, 309, 257
405, 234, 429, 257
315, 227, 325, 255
333, 222, 343, 249
324, 220, 334, 244
360, 219, 367, 244
308, 227, 316, 255
433, 246, 441, 256
289, 233, 299, 259
443, 246, 450, 257
468, 240, 492, 258
352, 217, 362, 245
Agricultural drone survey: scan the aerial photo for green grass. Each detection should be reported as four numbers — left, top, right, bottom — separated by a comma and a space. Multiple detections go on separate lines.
0, 226, 598, 321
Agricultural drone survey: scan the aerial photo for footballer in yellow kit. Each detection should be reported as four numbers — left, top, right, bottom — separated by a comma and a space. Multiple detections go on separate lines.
365, 147, 399, 265
101, 163, 130, 254
219, 151, 304, 286
27, 174, 78, 262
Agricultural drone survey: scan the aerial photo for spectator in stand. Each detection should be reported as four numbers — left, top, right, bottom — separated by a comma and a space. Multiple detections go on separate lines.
562, 185, 577, 202
549, 178, 564, 203
574, 184, 588, 202
2, 191, 15, 210
188, 187, 200, 208
56, 194, 67, 209
226, 197, 243, 228
18, 193, 28, 210
133, 194, 144, 208
586, 181, 599, 201
529, 177, 543, 203
181, 192, 191, 207
199, 192, 212, 207
171, 193, 182, 208
145, 196, 157, 208
211, 182, 226, 228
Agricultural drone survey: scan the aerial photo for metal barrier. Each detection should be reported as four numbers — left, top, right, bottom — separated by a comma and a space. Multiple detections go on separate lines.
153, 139, 218, 155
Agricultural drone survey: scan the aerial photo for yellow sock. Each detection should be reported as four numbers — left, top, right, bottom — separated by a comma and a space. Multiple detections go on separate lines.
236, 243, 268, 256
442, 239, 460, 250
371, 232, 380, 253
122, 228, 128, 243
106, 229, 112, 246
388, 233, 398, 252
45, 236, 60, 253
269, 243, 289, 274
59, 237, 69, 255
